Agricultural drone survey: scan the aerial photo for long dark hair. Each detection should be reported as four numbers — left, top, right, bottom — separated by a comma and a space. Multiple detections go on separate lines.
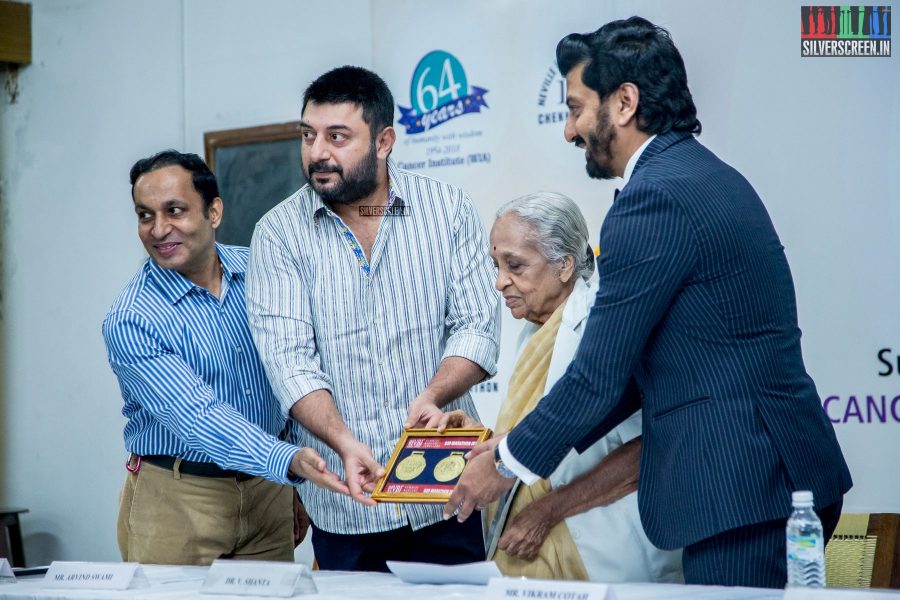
556, 16, 701, 135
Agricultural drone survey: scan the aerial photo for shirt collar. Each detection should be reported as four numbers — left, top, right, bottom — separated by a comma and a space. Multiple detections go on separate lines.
312, 158, 405, 221
561, 274, 597, 330
147, 242, 240, 305
622, 134, 657, 186
216, 243, 244, 278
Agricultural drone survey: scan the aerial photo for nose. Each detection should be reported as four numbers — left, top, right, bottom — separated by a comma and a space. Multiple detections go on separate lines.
150, 215, 172, 240
495, 268, 510, 292
563, 115, 577, 144
307, 135, 331, 163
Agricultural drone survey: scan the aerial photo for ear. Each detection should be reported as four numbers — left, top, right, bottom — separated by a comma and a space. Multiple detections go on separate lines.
208, 197, 223, 229
612, 82, 640, 128
375, 126, 396, 160
558, 255, 576, 284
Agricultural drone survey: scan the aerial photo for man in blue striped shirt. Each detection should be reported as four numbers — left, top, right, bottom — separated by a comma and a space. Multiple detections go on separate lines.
103, 150, 348, 565
246, 67, 500, 571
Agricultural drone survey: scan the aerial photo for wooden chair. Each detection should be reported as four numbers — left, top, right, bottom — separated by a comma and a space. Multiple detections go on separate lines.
826, 513, 900, 589
0, 507, 28, 568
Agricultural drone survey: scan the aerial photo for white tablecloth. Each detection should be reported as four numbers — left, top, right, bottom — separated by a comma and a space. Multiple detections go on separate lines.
0, 565, 798, 600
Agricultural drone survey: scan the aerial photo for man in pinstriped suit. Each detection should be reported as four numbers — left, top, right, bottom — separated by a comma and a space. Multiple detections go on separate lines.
448, 17, 852, 587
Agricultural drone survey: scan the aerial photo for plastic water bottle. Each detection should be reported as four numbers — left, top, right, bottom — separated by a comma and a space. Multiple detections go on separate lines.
786, 490, 825, 588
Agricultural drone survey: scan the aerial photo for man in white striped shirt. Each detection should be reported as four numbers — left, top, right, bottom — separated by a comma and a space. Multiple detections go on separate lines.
246, 66, 500, 571
103, 150, 348, 565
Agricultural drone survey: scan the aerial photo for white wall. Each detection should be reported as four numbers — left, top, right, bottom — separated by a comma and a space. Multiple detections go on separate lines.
0, 0, 372, 564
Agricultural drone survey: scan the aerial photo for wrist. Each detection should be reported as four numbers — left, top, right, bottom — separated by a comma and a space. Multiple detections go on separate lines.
286, 450, 307, 482
288, 452, 304, 476
493, 444, 518, 480
333, 433, 361, 457
540, 491, 564, 524
413, 389, 441, 408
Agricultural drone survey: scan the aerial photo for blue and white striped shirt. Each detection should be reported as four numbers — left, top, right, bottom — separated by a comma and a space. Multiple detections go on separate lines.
102, 244, 298, 485
246, 159, 500, 534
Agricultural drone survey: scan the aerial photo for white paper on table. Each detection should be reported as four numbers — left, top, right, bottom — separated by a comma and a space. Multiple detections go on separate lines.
146, 565, 208, 585
387, 560, 501, 585
785, 588, 900, 600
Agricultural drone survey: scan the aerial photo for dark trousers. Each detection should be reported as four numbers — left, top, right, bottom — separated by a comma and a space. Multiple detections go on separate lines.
682, 499, 843, 588
311, 516, 485, 572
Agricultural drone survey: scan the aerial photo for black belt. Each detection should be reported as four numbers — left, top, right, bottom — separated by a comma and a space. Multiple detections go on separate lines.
141, 455, 255, 482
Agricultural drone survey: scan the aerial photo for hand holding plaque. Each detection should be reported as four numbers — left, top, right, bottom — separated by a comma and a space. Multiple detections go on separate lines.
372, 428, 492, 503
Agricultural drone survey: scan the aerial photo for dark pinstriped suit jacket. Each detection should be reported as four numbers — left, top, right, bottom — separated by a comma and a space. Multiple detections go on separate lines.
507, 131, 852, 550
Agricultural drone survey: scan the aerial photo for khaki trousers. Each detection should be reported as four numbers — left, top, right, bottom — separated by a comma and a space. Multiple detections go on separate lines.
117, 460, 294, 565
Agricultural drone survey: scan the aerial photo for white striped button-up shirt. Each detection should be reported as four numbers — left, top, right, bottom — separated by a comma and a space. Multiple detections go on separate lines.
103, 244, 298, 484
246, 160, 500, 534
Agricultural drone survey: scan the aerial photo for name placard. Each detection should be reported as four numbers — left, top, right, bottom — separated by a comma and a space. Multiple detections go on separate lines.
201, 560, 317, 597
486, 577, 617, 600
42, 562, 148, 590
0, 558, 15, 583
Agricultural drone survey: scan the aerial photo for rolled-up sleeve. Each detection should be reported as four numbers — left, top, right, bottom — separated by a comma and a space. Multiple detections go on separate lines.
442, 194, 500, 377
246, 223, 333, 417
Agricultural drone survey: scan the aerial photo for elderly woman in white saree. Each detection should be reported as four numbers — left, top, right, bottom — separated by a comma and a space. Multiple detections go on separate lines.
442, 192, 682, 582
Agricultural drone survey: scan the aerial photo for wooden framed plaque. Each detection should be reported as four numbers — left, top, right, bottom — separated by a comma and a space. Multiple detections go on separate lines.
372, 428, 492, 503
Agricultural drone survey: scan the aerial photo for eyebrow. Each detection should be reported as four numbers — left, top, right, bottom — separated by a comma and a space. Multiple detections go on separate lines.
134, 199, 185, 211
299, 120, 352, 132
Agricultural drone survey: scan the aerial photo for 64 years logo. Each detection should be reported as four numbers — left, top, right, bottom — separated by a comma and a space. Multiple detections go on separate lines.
398, 50, 489, 134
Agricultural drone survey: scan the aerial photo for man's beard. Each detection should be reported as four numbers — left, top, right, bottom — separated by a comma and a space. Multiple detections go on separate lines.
305, 143, 379, 205
583, 107, 617, 180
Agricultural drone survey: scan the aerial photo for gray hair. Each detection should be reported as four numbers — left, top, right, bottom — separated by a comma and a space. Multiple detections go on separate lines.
496, 191, 595, 281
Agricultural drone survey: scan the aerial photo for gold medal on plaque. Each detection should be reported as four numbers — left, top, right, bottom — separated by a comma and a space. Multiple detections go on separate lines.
433, 451, 466, 482
395, 451, 427, 481
372, 428, 492, 503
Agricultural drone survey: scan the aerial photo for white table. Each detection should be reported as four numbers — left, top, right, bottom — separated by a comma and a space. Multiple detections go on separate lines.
0, 565, 797, 600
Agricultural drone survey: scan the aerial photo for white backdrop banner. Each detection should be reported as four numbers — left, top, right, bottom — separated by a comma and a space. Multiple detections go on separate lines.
373, 0, 899, 513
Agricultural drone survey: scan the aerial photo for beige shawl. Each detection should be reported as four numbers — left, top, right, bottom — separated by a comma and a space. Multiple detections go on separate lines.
487, 299, 588, 580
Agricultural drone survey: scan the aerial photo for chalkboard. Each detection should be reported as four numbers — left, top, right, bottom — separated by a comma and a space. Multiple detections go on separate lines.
204, 122, 306, 247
